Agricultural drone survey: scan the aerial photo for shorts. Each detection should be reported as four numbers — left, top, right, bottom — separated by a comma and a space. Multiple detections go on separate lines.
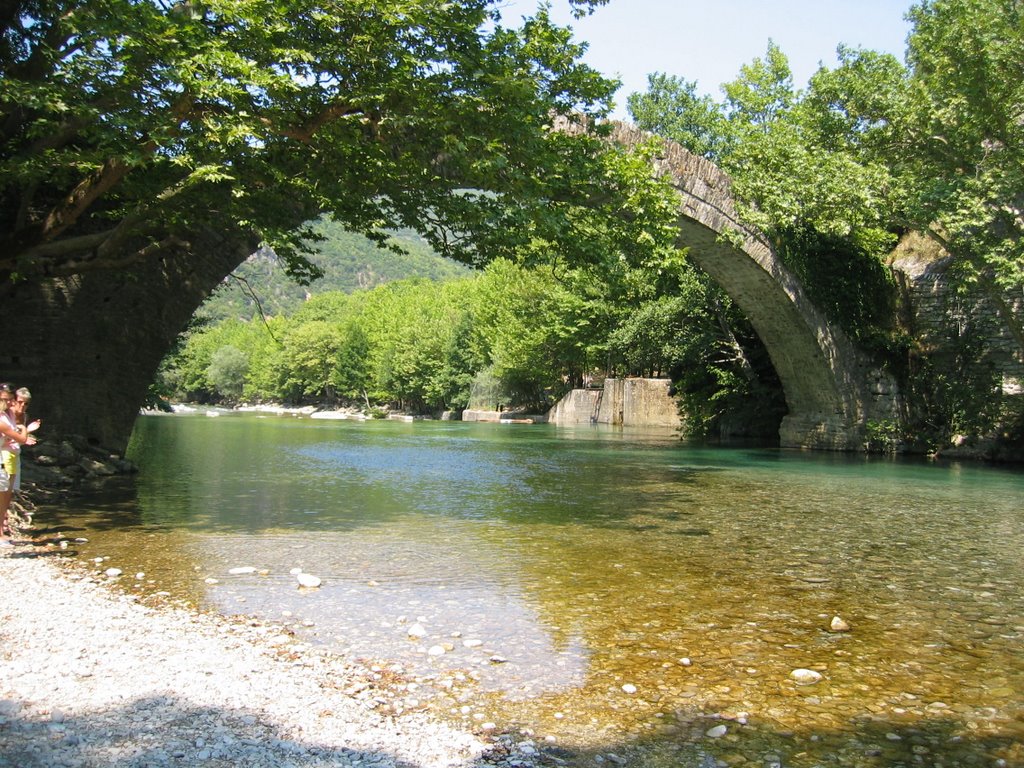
0, 452, 18, 492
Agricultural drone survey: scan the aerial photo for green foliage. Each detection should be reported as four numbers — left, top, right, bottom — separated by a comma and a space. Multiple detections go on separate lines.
606, 296, 689, 376
627, 41, 904, 374
721, 40, 795, 132
175, 320, 252, 401
626, 19, 1022, 448
471, 259, 606, 407
206, 346, 249, 402
467, 367, 506, 411
334, 322, 372, 402
368, 280, 479, 412
864, 419, 903, 453
626, 74, 730, 160
1, 0, 623, 282
241, 318, 289, 402
776, 225, 901, 359
280, 321, 345, 401
896, 0, 1024, 345
157, 0, 1024, 451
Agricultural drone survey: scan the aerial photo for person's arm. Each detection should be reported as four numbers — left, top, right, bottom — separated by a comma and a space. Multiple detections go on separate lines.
0, 419, 35, 446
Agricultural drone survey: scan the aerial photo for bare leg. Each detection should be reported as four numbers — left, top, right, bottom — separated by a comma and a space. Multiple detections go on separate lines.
0, 489, 12, 539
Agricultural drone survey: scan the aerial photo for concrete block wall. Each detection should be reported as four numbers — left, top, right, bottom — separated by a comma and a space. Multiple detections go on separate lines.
549, 379, 682, 429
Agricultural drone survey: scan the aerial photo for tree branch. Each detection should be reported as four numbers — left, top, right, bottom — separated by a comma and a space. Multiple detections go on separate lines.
228, 272, 280, 343
38, 234, 191, 277
263, 100, 364, 143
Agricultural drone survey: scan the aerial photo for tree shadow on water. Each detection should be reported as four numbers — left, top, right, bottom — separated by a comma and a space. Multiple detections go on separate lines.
560, 709, 1024, 768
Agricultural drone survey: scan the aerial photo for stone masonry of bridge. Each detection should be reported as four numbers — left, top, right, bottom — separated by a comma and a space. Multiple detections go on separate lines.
603, 121, 901, 450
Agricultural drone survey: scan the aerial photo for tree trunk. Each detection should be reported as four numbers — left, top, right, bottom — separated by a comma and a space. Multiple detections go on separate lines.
0, 228, 258, 454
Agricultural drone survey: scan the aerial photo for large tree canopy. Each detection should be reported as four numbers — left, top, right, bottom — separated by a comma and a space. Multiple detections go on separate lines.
3, 0, 683, 454
0, 0, 620, 283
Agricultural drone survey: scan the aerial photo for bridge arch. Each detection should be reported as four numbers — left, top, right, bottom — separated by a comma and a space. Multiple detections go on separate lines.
606, 122, 899, 450
4, 120, 899, 456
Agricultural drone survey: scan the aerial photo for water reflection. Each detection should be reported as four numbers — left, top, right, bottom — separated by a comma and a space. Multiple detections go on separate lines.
36, 413, 1024, 766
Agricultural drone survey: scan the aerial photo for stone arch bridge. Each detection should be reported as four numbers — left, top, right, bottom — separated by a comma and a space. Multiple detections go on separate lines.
605, 122, 899, 450
5, 119, 898, 455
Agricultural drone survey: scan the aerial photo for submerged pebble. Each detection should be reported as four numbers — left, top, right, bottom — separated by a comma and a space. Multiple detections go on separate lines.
830, 615, 851, 632
790, 668, 823, 685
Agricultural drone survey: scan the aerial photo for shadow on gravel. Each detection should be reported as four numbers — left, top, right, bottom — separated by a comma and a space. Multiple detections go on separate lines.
3, 689, 1021, 768
0, 695, 451, 768
7, 546, 76, 559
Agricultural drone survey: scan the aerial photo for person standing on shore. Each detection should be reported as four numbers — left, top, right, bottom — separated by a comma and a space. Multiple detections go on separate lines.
0, 385, 39, 542
14, 387, 32, 428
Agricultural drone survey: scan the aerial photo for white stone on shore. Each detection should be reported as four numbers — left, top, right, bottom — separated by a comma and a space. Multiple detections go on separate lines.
295, 572, 321, 588
408, 623, 428, 638
621, 683, 637, 694
790, 668, 823, 685
104, 568, 122, 578
428, 645, 446, 656
706, 724, 728, 738
463, 638, 483, 648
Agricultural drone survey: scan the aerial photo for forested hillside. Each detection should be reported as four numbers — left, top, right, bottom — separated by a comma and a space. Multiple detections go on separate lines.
196, 218, 470, 323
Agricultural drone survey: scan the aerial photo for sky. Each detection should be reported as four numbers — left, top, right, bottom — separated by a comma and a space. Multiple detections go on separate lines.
496, 0, 914, 119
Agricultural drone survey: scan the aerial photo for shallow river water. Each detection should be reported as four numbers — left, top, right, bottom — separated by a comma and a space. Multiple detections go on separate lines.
39, 412, 1024, 767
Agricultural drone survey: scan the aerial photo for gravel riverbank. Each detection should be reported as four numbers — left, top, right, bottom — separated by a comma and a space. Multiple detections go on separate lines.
0, 545, 547, 768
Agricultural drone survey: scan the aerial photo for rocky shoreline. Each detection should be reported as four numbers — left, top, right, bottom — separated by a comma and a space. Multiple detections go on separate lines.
0, 548, 554, 768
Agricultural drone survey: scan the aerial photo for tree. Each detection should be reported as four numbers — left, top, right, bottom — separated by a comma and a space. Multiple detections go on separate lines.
624, 41, 905, 436
280, 321, 345, 401
333, 321, 372, 404
626, 74, 729, 160
624, 3, 1021, 447
897, 0, 1024, 351
721, 40, 795, 134
0, 0, 632, 450
1, 0, 622, 279
206, 345, 248, 401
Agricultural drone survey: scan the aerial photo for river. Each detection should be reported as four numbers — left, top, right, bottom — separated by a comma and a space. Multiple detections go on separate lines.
38, 411, 1024, 767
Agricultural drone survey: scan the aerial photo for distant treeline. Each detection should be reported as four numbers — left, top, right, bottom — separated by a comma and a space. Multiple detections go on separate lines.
161, 255, 786, 437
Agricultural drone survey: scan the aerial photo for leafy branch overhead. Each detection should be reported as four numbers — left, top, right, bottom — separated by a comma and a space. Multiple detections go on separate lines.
0, 0, 625, 280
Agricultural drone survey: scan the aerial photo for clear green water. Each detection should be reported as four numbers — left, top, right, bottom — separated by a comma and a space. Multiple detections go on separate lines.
40, 412, 1024, 766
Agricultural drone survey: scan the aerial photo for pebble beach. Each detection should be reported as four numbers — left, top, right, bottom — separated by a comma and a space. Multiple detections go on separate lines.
0, 546, 548, 768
